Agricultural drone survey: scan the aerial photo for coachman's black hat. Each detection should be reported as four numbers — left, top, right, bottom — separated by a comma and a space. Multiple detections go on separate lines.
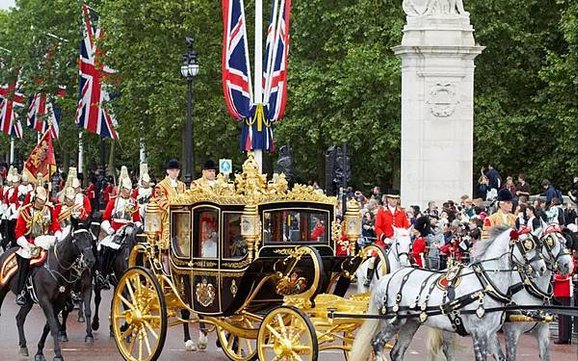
203, 159, 218, 170
385, 189, 400, 198
166, 159, 181, 170
497, 189, 513, 202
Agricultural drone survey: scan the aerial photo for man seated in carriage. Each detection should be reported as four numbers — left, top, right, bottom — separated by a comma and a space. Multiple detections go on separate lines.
97, 177, 141, 289
310, 216, 326, 241
191, 159, 218, 189
364, 189, 410, 287
15, 187, 62, 305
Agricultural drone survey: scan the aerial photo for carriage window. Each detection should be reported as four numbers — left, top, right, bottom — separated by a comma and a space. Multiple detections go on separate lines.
263, 210, 328, 243
171, 212, 191, 258
223, 213, 247, 259
193, 208, 219, 258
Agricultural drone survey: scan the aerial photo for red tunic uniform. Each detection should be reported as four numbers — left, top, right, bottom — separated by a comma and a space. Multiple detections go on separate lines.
102, 195, 141, 232
411, 236, 427, 267
15, 203, 62, 245
374, 206, 410, 248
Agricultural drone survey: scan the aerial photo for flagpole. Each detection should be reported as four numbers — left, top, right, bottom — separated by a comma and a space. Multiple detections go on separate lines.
9, 137, 14, 165
254, 0, 263, 172
139, 138, 146, 164
78, 131, 84, 179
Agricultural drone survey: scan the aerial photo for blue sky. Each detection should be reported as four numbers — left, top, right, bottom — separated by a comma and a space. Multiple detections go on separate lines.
0, 0, 15, 10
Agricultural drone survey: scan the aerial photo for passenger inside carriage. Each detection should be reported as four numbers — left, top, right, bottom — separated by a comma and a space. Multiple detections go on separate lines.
200, 216, 218, 258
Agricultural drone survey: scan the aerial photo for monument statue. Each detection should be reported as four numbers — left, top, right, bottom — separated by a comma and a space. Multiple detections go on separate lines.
402, 0, 468, 17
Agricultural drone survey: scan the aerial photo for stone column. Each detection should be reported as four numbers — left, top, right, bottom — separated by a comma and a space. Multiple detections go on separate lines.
392, 0, 484, 208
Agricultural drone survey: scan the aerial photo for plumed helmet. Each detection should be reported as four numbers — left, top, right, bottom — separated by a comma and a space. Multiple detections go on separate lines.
497, 189, 513, 202
166, 159, 181, 170
120, 177, 133, 190
142, 173, 151, 183
72, 178, 81, 189
64, 187, 76, 201
414, 215, 432, 236
33, 187, 48, 202
203, 159, 218, 171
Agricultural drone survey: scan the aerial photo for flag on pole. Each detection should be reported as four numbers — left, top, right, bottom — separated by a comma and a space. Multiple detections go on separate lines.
0, 73, 25, 139
27, 87, 65, 139
23, 129, 57, 184
222, 0, 253, 121
263, 0, 291, 122
222, 0, 291, 152
75, 3, 118, 139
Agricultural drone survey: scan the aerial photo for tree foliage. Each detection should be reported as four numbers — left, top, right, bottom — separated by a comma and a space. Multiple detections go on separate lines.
0, 0, 575, 193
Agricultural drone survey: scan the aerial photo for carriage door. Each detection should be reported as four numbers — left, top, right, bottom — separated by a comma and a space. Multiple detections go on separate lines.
191, 206, 221, 314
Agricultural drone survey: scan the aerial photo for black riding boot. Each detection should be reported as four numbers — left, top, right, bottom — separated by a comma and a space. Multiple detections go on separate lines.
15, 255, 31, 306
364, 262, 375, 288
96, 247, 112, 290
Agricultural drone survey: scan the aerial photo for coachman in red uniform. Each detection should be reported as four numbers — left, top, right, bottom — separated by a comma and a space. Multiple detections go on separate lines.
15, 187, 62, 305
365, 189, 410, 286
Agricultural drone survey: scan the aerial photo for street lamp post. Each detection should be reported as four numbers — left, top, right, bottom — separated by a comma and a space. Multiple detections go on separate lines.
180, 37, 199, 185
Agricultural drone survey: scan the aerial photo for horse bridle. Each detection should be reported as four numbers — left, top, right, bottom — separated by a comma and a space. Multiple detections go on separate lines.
540, 232, 571, 272
51, 229, 94, 284
510, 233, 544, 277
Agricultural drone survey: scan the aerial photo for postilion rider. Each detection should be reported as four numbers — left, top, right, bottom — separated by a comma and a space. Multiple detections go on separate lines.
15, 187, 63, 305
482, 189, 516, 240
97, 177, 141, 289
364, 189, 410, 287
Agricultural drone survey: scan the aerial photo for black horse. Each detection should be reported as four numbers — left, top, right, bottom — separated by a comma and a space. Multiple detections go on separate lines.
0, 227, 95, 361
58, 266, 94, 343
91, 222, 141, 334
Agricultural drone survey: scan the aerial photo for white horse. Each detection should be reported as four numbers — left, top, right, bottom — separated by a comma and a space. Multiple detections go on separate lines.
350, 226, 547, 361
503, 225, 574, 360
355, 227, 412, 293
431, 224, 575, 361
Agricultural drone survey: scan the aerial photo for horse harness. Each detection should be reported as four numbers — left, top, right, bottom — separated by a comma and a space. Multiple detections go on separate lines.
378, 235, 542, 336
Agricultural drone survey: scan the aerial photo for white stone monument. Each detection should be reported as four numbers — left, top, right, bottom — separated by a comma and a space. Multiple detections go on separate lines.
393, 0, 484, 208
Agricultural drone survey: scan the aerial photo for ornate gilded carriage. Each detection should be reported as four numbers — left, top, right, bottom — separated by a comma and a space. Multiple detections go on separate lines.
111, 154, 372, 361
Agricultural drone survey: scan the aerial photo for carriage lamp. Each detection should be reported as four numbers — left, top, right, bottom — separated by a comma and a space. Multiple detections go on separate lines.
145, 199, 162, 239
241, 203, 260, 262
344, 199, 362, 255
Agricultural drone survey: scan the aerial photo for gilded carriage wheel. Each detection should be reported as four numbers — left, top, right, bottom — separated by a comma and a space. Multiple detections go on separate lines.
216, 317, 258, 361
257, 306, 318, 361
111, 266, 167, 361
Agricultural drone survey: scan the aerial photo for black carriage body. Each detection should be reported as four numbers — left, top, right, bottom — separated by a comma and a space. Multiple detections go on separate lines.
168, 199, 351, 317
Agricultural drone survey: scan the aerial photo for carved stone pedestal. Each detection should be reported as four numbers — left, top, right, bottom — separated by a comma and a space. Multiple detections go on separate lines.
393, 2, 484, 207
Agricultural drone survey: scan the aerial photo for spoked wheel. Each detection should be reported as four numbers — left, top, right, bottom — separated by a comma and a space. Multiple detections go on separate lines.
216, 316, 259, 361
111, 266, 167, 361
257, 306, 318, 361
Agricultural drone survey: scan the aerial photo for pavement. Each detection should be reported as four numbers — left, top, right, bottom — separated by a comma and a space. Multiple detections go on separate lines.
0, 289, 576, 360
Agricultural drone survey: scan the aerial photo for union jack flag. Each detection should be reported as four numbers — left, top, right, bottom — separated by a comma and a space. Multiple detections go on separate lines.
222, 0, 253, 121
263, 0, 291, 122
27, 92, 62, 139
0, 73, 25, 139
75, 3, 118, 139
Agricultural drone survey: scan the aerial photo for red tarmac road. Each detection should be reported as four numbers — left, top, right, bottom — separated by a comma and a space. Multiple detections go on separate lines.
0, 290, 576, 361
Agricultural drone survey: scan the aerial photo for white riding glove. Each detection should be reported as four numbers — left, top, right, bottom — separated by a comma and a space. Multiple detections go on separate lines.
101, 220, 115, 235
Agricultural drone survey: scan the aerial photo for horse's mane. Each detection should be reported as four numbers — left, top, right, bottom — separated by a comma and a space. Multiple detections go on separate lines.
471, 225, 510, 262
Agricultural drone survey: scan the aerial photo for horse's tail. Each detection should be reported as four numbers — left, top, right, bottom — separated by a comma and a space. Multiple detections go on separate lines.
349, 295, 381, 361
425, 327, 450, 361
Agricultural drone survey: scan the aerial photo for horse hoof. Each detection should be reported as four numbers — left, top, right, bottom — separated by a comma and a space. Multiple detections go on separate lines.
59, 334, 69, 343
185, 339, 197, 351
34, 353, 46, 361
19, 346, 29, 356
91, 320, 99, 331
78, 315, 85, 323
85, 336, 94, 344
53, 357, 63, 361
